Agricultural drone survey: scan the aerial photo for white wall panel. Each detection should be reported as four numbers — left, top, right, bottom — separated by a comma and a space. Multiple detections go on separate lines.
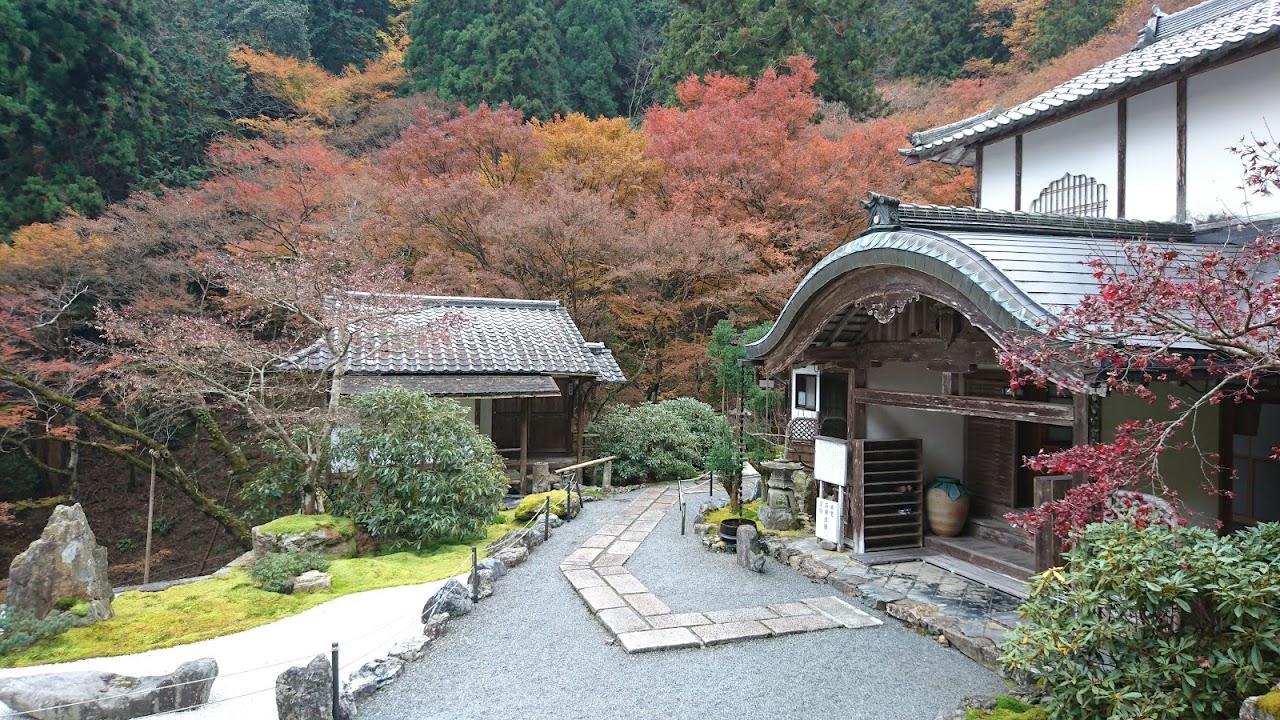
1125, 84, 1178, 221
980, 137, 1017, 210
1021, 105, 1118, 216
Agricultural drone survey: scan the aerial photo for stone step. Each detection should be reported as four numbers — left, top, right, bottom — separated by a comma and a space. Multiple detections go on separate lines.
923, 535, 1033, 581
965, 516, 1034, 554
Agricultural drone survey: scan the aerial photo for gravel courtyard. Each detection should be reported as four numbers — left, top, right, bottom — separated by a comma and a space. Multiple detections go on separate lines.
362, 489, 1007, 720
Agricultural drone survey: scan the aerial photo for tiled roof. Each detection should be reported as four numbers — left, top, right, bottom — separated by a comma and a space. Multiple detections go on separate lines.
341, 374, 563, 398
905, 0, 1280, 164
746, 219, 1223, 361
292, 295, 625, 383
894, 203, 1194, 239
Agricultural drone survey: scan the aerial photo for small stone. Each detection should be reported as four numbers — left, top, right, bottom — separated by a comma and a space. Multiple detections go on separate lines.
349, 674, 379, 701
422, 579, 472, 621
491, 545, 529, 569
937, 634, 950, 647
292, 570, 332, 593
819, 540, 838, 551
789, 554, 836, 581
423, 612, 450, 639
548, 513, 565, 529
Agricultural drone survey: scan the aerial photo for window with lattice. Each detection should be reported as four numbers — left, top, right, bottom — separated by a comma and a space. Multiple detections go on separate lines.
1029, 173, 1108, 217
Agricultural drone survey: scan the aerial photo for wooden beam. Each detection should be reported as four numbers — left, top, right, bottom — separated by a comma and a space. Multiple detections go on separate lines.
848, 369, 866, 440
822, 310, 859, 347
801, 340, 996, 366
850, 388, 1075, 426
1176, 79, 1187, 222
1116, 98, 1127, 218
941, 372, 959, 396
1014, 135, 1023, 211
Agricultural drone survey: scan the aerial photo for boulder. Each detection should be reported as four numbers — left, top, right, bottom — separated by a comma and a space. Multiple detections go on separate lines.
276, 655, 353, 720
466, 569, 496, 600
387, 635, 430, 663
485, 528, 542, 556
491, 546, 528, 569
0, 658, 217, 720
251, 520, 354, 558
350, 657, 403, 693
792, 470, 817, 519
529, 463, 555, 494
5, 503, 113, 626
422, 612, 450, 640
476, 557, 506, 578
788, 553, 836, 581
292, 570, 332, 594
421, 579, 472, 622
1241, 687, 1280, 720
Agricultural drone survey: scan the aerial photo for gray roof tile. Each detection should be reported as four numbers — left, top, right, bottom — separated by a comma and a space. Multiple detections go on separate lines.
906, 0, 1280, 163
292, 294, 625, 384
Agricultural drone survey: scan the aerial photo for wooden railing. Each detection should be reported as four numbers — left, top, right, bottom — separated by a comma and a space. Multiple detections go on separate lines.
555, 455, 619, 489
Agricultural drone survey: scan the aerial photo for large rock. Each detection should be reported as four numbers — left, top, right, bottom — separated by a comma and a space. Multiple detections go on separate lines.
0, 658, 217, 720
275, 655, 354, 720
420, 579, 472, 622
6, 503, 113, 626
476, 557, 506, 578
466, 569, 496, 600
485, 528, 543, 555
491, 546, 528, 569
529, 463, 555, 494
736, 524, 765, 573
292, 570, 332, 594
1242, 687, 1280, 720
251, 521, 354, 558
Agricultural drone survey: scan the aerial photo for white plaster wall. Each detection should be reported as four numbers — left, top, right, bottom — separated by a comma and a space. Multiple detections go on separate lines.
1125, 83, 1178, 221
1021, 105, 1119, 216
1187, 50, 1280, 222
1099, 384, 1220, 526
791, 366, 819, 420
980, 137, 1017, 211
865, 363, 965, 481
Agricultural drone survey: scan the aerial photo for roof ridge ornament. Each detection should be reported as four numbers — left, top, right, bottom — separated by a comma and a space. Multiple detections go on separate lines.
1134, 5, 1168, 49
862, 192, 902, 230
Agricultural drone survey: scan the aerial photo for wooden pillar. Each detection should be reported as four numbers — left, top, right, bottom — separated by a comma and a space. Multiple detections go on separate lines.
1217, 399, 1235, 535
845, 368, 867, 551
1176, 79, 1188, 222
575, 381, 591, 463
519, 398, 530, 495
1072, 391, 1089, 485
1034, 474, 1072, 571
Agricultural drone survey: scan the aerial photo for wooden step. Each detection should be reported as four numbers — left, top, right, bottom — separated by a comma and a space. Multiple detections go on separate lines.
966, 515, 1034, 554
924, 535, 1034, 580
924, 554, 1030, 600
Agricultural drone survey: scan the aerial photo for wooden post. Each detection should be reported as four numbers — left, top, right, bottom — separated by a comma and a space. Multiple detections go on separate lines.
1034, 475, 1072, 572
144, 451, 157, 585
575, 386, 588, 463
1072, 391, 1090, 485
519, 398, 530, 495
601, 459, 612, 490
845, 369, 866, 552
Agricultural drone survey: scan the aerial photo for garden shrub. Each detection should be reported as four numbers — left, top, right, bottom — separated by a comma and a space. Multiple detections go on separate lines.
248, 551, 331, 594
1002, 520, 1280, 719
591, 398, 730, 483
0, 607, 74, 656
328, 388, 508, 549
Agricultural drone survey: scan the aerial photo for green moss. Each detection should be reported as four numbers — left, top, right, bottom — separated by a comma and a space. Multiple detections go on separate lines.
513, 491, 575, 521
259, 514, 356, 539
12, 496, 67, 512
0, 521, 513, 668
965, 697, 1046, 720
53, 598, 90, 618
703, 500, 761, 526
1257, 689, 1280, 715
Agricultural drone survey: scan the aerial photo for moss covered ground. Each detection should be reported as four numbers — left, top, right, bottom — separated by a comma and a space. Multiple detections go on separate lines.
0, 520, 518, 668
964, 696, 1047, 720
703, 500, 810, 538
258, 513, 356, 538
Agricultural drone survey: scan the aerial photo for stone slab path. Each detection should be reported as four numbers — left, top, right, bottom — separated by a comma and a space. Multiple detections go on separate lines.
561, 486, 880, 652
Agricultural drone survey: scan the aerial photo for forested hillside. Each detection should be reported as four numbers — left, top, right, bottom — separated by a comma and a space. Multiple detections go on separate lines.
0, 0, 1194, 579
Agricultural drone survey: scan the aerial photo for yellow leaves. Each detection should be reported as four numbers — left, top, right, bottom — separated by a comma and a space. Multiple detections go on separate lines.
531, 114, 664, 205
230, 47, 406, 129
0, 223, 106, 282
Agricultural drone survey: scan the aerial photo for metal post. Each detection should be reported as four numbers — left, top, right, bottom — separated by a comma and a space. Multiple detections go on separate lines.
470, 546, 479, 602
566, 480, 573, 523
681, 501, 686, 535
331, 641, 340, 719
543, 497, 550, 540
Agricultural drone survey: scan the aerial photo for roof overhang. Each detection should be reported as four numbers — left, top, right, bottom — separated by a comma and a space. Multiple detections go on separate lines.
341, 374, 562, 398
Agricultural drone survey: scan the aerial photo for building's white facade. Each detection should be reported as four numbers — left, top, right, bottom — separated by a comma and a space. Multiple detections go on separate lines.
978, 47, 1280, 224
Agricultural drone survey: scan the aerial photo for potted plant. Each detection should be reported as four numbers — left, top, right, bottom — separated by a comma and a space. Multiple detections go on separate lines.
925, 476, 970, 537
707, 428, 757, 545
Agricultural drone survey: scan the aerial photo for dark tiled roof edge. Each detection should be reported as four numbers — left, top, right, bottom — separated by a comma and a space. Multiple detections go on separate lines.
892, 203, 1196, 239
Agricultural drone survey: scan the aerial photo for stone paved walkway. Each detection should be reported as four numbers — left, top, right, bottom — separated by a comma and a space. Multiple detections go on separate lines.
561, 486, 880, 653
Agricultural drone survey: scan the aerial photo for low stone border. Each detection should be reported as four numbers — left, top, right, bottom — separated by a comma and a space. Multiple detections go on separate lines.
562, 487, 881, 653
758, 536, 1020, 671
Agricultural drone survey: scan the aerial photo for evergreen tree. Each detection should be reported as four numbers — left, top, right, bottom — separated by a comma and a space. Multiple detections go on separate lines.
209, 0, 311, 60
656, 0, 885, 116
306, 0, 393, 73
556, 0, 637, 118
887, 0, 1007, 79
1027, 0, 1126, 65
406, 0, 565, 120
143, 0, 247, 187
0, 0, 167, 232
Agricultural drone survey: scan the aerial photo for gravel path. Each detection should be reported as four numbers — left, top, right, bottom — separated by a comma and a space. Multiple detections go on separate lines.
0, 573, 461, 719
362, 489, 1007, 720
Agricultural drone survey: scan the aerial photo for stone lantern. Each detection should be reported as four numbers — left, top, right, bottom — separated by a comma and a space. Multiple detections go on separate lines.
757, 460, 804, 531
